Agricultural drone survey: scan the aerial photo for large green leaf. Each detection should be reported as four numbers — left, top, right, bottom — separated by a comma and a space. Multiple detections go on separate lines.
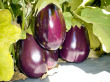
0, 46, 14, 81
81, 7, 110, 53
0, 9, 21, 81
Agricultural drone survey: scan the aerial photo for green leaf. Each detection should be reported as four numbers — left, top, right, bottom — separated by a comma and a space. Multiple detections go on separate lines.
0, 46, 14, 81
59, 0, 83, 11
29, 0, 35, 2
72, 19, 82, 28
63, 12, 82, 32
0, 9, 12, 24
88, 48, 103, 58
85, 23, 101, 49
36, 0, 82, 13
62, 1, 71, 12
63, 12, 73, 31
36, 0, 61, 13
10, 4, 22, 17
0, 9, 21, 81
81, 7, 110, 53
25, 27, 33, 35
104, 5, 110, 12
70, 0, 83, 11
101, 0, 110, 7
84, 0, 95, 6
58, 0, 70, 4
0, 23, 21, 46
12, 0, 21, 4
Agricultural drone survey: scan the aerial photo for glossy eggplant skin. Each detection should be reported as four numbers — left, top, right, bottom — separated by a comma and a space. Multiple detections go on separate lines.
59, 26, 90, 63
18, 34, 47, 78
44, 50, 58, 69
34, 3, 66, 50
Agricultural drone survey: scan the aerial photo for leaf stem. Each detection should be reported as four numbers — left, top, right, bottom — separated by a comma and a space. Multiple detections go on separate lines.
22, 0, 25, 31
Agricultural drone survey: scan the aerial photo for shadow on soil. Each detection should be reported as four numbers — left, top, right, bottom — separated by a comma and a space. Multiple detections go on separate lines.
60, 55, 110, 74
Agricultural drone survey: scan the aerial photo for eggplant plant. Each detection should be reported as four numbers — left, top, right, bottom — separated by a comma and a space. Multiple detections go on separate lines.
0, 0, 109, 81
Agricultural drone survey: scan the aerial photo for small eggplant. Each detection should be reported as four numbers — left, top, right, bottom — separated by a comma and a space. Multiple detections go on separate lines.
59, 26, 90, 63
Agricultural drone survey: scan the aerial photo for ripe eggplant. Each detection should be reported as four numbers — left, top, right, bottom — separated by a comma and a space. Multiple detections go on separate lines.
59, 26, 90, 63
18, 33, 47, 78
34, 3, 66, 50
44, 50, 58, 70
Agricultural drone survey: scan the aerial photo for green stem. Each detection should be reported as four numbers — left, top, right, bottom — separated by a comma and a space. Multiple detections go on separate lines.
22, 0, 25, 31
8, 0, 15, 20
0, 0, 4, 9
10, 6, 15, 20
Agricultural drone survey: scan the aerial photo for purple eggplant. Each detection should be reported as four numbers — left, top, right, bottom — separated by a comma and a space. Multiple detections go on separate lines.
18, 34, 47, 78
59, 26, 90, 63
44, 50, 58, 70
34, 3, 66, 50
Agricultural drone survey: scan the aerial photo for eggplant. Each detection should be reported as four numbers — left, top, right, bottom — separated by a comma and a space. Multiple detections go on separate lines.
44, 50, 58, 70
34, 3, 66, 50
59, 26, 90, 63
18, 33, 47, 78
